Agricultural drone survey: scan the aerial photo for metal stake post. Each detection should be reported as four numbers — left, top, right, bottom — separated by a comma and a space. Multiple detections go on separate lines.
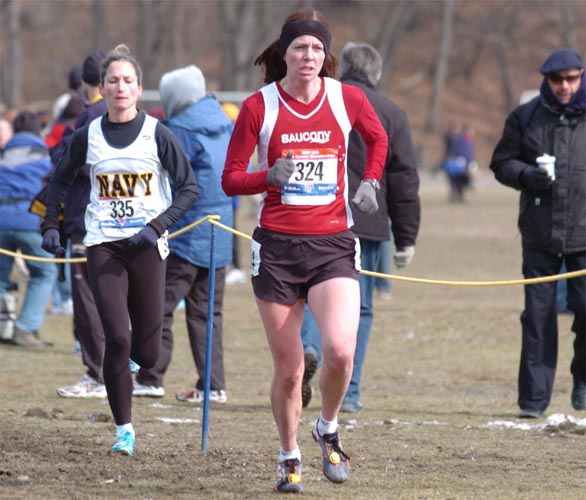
201, 223, 216, 451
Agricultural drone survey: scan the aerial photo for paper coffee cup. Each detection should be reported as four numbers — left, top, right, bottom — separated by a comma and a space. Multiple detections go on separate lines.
536, 154, 556, 181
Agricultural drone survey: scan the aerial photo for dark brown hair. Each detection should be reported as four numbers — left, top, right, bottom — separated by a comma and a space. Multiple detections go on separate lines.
254, 8, 339, 84
13, 110, 41, 136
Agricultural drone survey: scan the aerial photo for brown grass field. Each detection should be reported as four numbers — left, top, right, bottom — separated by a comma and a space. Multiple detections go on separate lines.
1, 171, 584, 499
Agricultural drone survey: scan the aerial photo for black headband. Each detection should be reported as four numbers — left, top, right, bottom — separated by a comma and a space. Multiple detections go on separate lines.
278, 19, 331, 58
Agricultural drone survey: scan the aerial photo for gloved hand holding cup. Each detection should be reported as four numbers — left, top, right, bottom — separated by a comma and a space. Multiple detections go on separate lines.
536, 154, 556, 181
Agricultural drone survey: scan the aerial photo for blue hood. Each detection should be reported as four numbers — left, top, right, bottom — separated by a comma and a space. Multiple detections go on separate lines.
169, 95, 234, 137
5, 132, 47, 151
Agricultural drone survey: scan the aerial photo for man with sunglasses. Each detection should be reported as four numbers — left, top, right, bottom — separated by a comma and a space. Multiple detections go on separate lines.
490, 48, 585, 419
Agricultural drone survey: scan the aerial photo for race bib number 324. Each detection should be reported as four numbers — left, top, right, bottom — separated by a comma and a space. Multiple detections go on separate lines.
281, 148, 338, 206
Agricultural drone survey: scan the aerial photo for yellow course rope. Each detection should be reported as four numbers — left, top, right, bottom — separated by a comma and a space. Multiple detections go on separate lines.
2, 215, 585, 287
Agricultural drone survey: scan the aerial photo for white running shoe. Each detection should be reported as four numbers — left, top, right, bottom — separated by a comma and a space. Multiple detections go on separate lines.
57, 374, 107, 399
52, 299, 73, 315
225, 268, 246, 285
176, 388, 227, 404
133, 382, 165, 398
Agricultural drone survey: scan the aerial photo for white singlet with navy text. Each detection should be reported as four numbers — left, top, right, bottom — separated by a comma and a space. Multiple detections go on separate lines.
84, 114, 172, 246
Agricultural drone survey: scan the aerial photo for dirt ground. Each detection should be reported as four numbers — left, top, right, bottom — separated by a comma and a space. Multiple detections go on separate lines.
1, 172, 585, 500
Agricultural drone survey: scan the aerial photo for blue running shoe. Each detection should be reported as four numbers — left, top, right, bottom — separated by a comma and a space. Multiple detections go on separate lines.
128, 359, 140, 374
274, 458, 302, 493
110, 431, 135, 456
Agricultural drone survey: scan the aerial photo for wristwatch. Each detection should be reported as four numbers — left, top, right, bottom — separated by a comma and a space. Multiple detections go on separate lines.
362, 178, 381, 190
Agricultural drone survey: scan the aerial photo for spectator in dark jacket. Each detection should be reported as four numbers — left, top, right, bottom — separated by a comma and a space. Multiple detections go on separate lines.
0, 111, 57, 346
490, 48, 585, 418
53, 50, 109, 399
300, 42, 421, 412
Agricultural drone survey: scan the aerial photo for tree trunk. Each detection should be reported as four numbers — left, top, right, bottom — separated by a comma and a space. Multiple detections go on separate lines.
219, 0, 298, 92
138, 0, 154, 87
496, 1, 520, 113
426, 0, 455, 132
3, 0, 22, 108
92, 0, 107, 51
375, 0, 413, 85
561, 1, 576, 49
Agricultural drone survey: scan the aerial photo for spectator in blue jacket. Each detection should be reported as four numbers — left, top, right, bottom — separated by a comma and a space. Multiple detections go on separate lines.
442, 123, 477, 203
0, 111, 57, 347
133, 65, 234, 404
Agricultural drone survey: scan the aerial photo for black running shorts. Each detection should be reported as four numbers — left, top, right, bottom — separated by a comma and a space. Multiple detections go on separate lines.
250, 227, 360, 305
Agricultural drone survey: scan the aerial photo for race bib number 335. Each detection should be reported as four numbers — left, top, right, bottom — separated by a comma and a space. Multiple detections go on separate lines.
98, 198, 146, 231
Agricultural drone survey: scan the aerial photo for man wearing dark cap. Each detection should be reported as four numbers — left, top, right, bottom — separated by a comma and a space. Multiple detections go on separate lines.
53, 50, 109, 399
81, 50, 104, 88
490, 48, 585, 418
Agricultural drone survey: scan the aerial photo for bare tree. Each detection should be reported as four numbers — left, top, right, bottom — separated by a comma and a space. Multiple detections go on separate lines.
92, 0, 107, 51
426, 0, 456, 132
495, 1, 520, 113
218, 0, 304, 92
137, 0, 154, 86
1, 0, 22, 108
561, 1, 576, 49
374, 0, 414, 84
143, 0, 193, 88
219, 1, 255, 91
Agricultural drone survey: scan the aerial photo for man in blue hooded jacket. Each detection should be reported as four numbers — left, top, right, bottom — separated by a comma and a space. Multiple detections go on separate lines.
133, 65, 234, 403
0, 111, 57, 346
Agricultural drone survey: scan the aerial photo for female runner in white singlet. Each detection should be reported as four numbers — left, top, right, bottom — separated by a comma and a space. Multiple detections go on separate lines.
41, 44, 198, 457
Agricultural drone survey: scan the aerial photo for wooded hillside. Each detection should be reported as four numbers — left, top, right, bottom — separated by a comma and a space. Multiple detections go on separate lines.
1, 0, 584, 167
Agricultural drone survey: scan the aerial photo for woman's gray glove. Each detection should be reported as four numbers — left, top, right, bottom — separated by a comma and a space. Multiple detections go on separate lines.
351, 181, 379, 214
267, 151, 295, 186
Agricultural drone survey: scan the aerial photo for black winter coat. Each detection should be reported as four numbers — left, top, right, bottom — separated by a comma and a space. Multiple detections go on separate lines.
490, 96, 585, 254
343, 74, 420, 248
55, 98, 108, 237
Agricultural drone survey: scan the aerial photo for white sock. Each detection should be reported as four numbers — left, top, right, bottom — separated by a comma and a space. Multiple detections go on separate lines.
317, 414, 337, 435
279, 446, 301, 462
116, 423, 134, 439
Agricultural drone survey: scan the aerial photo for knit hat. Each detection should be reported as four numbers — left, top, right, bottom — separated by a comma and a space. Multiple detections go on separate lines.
539, 48, 584, 75
68, 64, 82, 91
82, 50, 106, 86
159, 65, 206, 119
